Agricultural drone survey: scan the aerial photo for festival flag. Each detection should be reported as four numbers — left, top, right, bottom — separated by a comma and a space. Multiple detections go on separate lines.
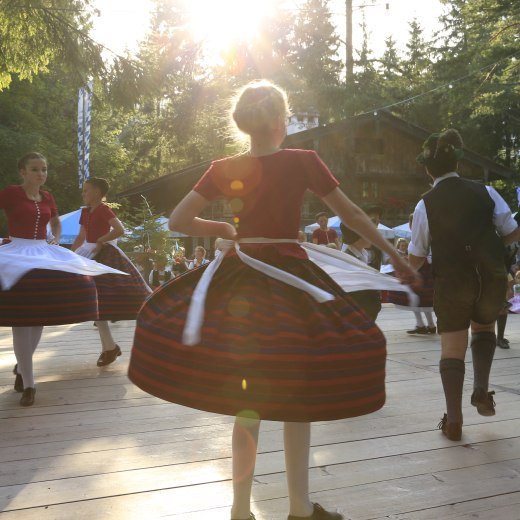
78, 80, 93, 187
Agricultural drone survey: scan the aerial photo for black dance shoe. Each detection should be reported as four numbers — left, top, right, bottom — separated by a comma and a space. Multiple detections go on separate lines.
13, 364, 23, 393
97, 345, 122, 367
437, 413, 462, 441
288, 503, 343, 520
20, 387, 36, 407
406, 326, 428, 335
497, 338, 510, 349
427, 326, 437, 334
471, 389, 496, 416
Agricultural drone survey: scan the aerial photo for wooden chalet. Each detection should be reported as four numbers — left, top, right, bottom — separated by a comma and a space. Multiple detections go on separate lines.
117, 110, 514, 253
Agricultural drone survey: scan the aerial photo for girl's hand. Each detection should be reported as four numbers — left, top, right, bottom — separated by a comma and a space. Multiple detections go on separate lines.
92, 241, 104, 256
391, 253, 422, 290
220, 222, 238, 241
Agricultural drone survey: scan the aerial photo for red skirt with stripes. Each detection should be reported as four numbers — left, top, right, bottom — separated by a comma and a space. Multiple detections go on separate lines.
128, 248, 387, 422
93, 245, 151, 321
0, 269, 98, 326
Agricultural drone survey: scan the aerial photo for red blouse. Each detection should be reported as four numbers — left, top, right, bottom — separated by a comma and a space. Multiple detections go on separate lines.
312, 227, 338, 245
0, 185, 58, 239
79, 203, 116, 243
193, 149, 339, 259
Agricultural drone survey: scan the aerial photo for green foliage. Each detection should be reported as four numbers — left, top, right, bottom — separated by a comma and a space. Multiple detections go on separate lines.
0, 0, 105, 90
117, 200, 172, 258
0, 0, 518, 219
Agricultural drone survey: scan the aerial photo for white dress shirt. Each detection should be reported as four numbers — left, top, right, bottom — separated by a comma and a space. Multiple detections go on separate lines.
408, 172, 517, 257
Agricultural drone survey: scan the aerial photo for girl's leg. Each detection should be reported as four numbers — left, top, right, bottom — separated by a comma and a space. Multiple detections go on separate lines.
425, 312, 435, 328
95, 321, 117, 352
284, 422, 313, 517
231, 415, 260, 519
12, 326, 42, 388
413, 312, 425, 327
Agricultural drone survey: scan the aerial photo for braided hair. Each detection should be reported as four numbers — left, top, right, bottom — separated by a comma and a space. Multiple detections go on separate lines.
417, 128, 464, 178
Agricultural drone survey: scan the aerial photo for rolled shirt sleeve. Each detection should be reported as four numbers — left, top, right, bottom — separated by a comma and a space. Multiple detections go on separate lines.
486, 186, 518, 237
408, 200, 430, 257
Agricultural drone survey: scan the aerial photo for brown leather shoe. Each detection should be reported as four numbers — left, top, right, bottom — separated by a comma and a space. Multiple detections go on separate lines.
20, 387, 36, 407
438, 413, 462, 441
13, 364, 23, 393
288, 503, 343, 520
97, 345, 122, 367
471, 389, 496, 416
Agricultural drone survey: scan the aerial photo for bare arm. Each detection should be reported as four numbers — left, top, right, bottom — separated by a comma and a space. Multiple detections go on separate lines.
502, 226, 520, 245
97, 217, 125, 244
169, 191, 237, 239
71, 225, 86, 251
321, 188, 420, 287
49, 215, 61, 245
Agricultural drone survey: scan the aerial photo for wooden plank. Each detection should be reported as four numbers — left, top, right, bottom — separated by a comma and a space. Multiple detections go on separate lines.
0, 307, 519, 520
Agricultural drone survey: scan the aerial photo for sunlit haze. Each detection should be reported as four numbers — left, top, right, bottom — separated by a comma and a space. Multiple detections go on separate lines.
91, 0, 444, 62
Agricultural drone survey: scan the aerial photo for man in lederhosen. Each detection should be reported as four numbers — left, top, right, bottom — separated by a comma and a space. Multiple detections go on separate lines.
408, 129, 520, 441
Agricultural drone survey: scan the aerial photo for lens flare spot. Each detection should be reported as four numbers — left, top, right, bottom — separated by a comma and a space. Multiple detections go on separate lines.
230, 180, 244, 191
242, 378, 247, 390
237, 409, 260, 421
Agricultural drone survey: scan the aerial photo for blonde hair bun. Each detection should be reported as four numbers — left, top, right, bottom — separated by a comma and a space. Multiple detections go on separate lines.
232, 80, 289, 136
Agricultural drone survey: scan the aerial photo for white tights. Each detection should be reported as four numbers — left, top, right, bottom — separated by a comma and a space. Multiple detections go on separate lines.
95, 321, 117, 352
12, 326, 44, 389
414, 311, 435, 328
231, 417, 313, 519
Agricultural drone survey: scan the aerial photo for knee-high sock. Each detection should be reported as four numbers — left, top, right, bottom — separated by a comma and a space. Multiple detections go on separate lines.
285, 422, 313, 517
425, 312, 435, 328
471, 331, 496, 392
12, 326, 43, 388
439, 358, 465, 424
496, 313, 507, 341
413, 311, 425, 327
231, 415, 260, 519
95, 321, 116, 352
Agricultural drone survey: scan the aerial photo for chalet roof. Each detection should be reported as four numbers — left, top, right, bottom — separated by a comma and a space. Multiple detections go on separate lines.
117, 110, 513, 209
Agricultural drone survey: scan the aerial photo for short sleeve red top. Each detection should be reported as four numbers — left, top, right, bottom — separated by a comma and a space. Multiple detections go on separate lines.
79, 203, 117, 243
0, 185, 58, 239
193, 149, 339, 258
312, 227, 338, 245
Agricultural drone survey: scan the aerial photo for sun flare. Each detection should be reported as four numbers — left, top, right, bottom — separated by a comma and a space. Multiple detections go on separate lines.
186, 0, 277, 58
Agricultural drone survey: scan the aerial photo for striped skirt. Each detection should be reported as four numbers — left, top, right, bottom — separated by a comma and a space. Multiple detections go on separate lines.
92, 244, 151, 321
128, 252, 387, 422
0, 269, 98, 326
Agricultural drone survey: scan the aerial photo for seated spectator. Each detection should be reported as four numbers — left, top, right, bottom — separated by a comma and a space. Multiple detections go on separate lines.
312, 212, 340, 247
149, 257, 172, 288
187, 246, 210, 269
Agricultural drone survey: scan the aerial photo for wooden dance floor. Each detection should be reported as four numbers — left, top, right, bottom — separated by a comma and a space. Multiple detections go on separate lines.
1, 306, 520, 519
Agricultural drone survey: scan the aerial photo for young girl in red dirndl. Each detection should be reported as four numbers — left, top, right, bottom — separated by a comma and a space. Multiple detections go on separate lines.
0, 153, 126, 407
72, 177, 151, 367
128, 81, 417, 520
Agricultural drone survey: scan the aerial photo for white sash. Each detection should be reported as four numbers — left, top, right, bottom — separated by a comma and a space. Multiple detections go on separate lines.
182, 238, 418, 346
